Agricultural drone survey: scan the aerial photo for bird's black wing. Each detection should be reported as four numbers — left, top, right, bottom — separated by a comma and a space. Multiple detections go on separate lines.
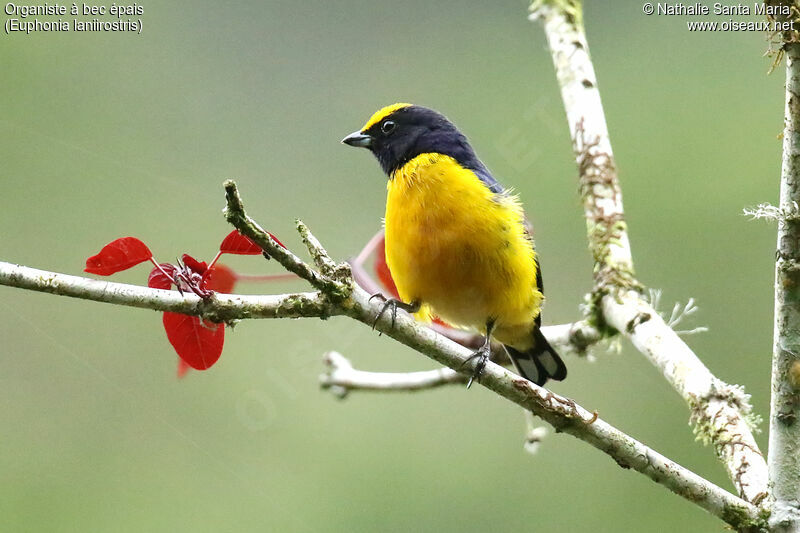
523, 217, 544, 328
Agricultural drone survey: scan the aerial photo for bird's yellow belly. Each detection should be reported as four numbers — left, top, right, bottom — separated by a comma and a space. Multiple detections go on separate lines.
384, 154, 542, 337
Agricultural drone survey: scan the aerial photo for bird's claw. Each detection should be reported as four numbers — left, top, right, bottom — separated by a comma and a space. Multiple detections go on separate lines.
461, 344, 491, 389
368, 293, 386, 305
370, 293, 399, 332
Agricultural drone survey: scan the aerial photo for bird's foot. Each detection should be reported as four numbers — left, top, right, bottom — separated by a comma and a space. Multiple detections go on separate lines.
461, 342, 492, 389
369, 293, 419, 332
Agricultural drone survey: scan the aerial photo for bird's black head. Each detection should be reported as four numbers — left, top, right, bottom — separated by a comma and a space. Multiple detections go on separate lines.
342, 103, 481, 177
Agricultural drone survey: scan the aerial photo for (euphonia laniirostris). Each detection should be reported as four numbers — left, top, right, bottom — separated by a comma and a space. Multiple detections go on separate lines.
342, 103, 566, 388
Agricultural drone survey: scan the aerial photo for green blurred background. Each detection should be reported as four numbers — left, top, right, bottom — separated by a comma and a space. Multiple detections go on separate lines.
0, 1, 784, 531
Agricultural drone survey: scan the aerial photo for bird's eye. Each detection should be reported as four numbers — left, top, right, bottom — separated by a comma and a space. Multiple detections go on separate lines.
381, 120, 396, 135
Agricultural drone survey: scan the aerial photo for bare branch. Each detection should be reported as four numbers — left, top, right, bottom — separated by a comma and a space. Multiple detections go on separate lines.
530, 0, 768, 505
603, 293, 767, 504
767, 4, 800, 527
296, 219, 344, 279
223, 180, 349, 299
0, 262, 334, 322
0, 260, 592, 358
530, 0, 634, 292
539, 319, 602, 355
319, 351, 551, 453
317, 325, 598, 395
320, 351, 465, 396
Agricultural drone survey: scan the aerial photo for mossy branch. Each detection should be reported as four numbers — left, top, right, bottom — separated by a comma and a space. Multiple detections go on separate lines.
766, 4, 800, 528
530, 0, 768, 508
223, 180, 349, 300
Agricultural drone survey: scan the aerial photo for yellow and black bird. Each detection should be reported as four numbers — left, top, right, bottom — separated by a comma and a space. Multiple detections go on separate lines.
342, 103, 566, 388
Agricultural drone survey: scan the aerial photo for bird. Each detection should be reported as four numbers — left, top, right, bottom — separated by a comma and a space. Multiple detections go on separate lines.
342, 103, 566, 388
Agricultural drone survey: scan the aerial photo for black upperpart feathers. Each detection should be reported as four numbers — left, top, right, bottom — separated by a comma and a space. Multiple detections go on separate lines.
356, 105, 504, 194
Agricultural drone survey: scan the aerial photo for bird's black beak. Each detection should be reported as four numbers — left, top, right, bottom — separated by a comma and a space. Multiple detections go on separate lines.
341, 131, 373, 148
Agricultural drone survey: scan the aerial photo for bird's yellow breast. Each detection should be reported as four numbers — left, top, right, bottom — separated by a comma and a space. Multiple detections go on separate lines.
384, 153, 543, 342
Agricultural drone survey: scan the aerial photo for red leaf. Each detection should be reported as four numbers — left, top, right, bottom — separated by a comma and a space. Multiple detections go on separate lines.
219, 230, 262, 255
204, 264, 237, 294
148, 263, 176, 290
176, 358, 191, 378
267, 232, 285, 249
374, 236, 400, 299
181, 254, 207, 274
219, 229, 285, 255
162, 312, 225, 370
85, 237, 152, 275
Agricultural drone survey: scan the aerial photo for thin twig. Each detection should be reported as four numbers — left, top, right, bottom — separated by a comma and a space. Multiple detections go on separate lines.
320, 351, 465, 396
223, 180, 349, 300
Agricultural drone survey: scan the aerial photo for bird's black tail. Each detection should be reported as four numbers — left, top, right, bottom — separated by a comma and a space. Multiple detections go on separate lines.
504, 327, 567, 387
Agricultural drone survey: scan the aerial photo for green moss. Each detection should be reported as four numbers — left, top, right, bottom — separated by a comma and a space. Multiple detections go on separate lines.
277, 293, 330, 319
720, 503, 769, 532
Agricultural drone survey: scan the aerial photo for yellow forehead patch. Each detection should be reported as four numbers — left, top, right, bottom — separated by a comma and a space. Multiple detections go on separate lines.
361, 103, 412, 131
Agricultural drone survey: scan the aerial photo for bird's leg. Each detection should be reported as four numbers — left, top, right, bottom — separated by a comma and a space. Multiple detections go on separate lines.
461, 320, 496, 389
369, 293, 420, 331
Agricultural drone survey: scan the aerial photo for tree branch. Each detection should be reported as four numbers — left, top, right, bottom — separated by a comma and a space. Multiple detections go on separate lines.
320, 351, 465, 396
0, 182, 766, 529
530, 0, 634, 292
318, 320, 601, 398
0, 261, 592, 353
339, 285, 759, 528
0, 262, 335, 321
0, 1, 774, 526
767, 3, 800, 528
530, 0, 768, 506
220, 182, 764, 530
223, 180, 351, 299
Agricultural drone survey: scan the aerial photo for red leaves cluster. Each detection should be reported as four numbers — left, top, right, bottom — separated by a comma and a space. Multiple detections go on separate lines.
84, 226, 428, 378
84, 230, 273, 373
